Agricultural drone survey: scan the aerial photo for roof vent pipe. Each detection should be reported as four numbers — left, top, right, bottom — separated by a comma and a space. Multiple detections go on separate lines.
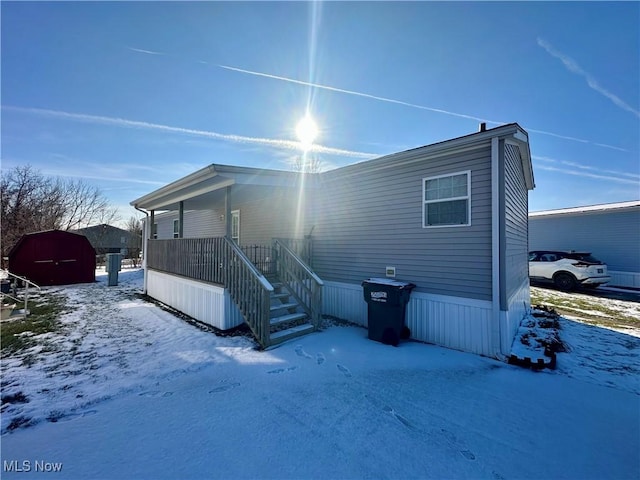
479, 122, 487, 132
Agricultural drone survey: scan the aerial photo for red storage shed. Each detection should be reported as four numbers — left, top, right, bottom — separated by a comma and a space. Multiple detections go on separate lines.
8, 230, 96, 286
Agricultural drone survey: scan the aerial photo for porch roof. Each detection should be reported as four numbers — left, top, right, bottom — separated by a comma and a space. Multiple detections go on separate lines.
130, 164, 304, 211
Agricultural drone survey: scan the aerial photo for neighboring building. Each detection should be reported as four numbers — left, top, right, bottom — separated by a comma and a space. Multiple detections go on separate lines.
529, 201, 640, 288
8, 230, 96, 286
75, 224, 141, 258
131, 123, 535, 358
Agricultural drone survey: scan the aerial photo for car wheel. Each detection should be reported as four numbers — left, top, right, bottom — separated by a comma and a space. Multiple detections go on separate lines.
554, 272, 577, 291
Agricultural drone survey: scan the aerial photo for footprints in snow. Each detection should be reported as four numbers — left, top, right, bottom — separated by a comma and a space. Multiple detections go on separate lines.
48, 409, 97, 423
294, 345, 350, 377
208, 382, 240, 393
364, 394, 476, 462
294, 345, 312, 359
382, 405, 412, 428
267, 366, 298, 374
437, 428, 477, 461
139, 390, 173, 398
366, 394, 412, 430
295, 346, 325, 366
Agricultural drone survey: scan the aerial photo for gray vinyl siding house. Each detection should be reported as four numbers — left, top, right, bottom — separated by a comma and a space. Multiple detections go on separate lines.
132, 123, 534, 358
529, 201, 640, 288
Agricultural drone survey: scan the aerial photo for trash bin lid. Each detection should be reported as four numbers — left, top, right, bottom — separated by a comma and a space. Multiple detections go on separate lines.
363, 278, 415, 289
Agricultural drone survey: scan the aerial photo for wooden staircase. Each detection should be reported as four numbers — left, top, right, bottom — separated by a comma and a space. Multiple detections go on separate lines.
267, 279, 315, 346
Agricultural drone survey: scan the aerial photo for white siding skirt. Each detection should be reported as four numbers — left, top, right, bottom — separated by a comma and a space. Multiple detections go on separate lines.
608, 271, 640, 289
322, 281, 496, 357
146, 269, 244, 330
499, 278, 530, 356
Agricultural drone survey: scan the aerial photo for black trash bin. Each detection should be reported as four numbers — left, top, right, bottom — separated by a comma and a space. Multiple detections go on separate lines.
362, 278, 415, 346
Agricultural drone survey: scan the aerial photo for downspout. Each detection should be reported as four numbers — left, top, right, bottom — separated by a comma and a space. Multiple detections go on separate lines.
134, 205, 149, 294
490, 137, 503, 360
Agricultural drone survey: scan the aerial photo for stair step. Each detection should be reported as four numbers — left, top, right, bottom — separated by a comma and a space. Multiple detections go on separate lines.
270, 292, 290, 300
270, 302, 298, 312
269, 312, 307, 327
269, 323, 315, 346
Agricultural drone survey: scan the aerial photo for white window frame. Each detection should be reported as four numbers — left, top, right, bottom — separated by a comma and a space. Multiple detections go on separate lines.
422, 170, 471, 228
173, 219, 180, 238
231, 210, 240, 244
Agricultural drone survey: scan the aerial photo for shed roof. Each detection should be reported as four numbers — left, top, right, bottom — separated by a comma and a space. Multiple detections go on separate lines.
8, 229, 96, 262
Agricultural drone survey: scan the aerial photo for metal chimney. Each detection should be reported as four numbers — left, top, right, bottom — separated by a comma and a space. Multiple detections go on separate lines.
479, 122, 487, 132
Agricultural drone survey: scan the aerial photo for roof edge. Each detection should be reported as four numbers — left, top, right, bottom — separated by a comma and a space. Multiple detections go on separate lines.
529, 200, 640, 217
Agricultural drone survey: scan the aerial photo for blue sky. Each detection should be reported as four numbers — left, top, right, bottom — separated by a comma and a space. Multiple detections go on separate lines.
2, 1, 639, 221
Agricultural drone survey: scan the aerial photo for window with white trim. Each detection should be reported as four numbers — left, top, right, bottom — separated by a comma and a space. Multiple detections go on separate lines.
173, 219, 180, 238
152, 223, 158, 239
423, 171, 471, 227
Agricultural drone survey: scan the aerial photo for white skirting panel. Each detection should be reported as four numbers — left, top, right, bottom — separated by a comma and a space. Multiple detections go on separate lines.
500, 278, 530, 356
322, 281, 368, 327
609, 271, 640, 289
147, 269, 244, 330
322, 281, 495, 357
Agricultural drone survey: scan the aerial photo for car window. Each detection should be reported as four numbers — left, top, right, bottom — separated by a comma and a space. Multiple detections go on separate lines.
528, 252, 539, 261
540, 253, 558, 262
568, 253, 602, 264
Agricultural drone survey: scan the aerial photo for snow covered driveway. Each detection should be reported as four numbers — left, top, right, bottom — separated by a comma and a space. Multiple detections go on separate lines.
1, 269, 260, 434
1, 270, 639, 479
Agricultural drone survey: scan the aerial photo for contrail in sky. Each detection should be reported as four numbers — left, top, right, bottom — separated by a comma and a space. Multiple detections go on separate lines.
3, 106, 376, 160
533, 155, 639, 185
126, 46, 164, 56
537, 38, 640, 119
217, 64, 629, 151
218, 64, 497, 124
125, 47, 628, 151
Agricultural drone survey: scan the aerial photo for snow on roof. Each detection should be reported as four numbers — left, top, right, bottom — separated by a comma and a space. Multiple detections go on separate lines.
529, 200, 640, 217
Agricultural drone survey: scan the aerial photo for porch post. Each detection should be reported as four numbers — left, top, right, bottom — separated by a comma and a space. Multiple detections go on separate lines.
179, 201, 184, 238
150, 210, 155, 239
224, 186, 232, 237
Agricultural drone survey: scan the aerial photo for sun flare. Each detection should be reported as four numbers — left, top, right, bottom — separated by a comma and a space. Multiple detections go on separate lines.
295, 115, 319, 149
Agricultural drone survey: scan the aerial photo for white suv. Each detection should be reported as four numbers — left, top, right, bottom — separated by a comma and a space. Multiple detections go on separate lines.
529, 251, 611, 291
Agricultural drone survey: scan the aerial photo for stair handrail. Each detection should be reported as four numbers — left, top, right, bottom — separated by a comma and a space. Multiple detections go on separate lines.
273, 239, 323, 329
2, 271, 41, 317
222, 237, 274, 347
4, 272, 41, 290
273, 239, 324, 287
224, 238, 273, 291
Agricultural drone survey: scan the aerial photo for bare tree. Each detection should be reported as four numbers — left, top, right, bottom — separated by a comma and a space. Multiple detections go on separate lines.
124, 215, 143, 267
292, 154, 323, 173
58, 179, 119, 230
1, 165, 119, 260
125, 215, 143, 236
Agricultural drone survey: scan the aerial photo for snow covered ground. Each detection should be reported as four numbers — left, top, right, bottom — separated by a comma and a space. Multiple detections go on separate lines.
1, 270, 639, 479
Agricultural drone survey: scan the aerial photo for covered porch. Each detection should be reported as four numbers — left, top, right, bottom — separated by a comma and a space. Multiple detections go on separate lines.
131, 164, 323, 348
